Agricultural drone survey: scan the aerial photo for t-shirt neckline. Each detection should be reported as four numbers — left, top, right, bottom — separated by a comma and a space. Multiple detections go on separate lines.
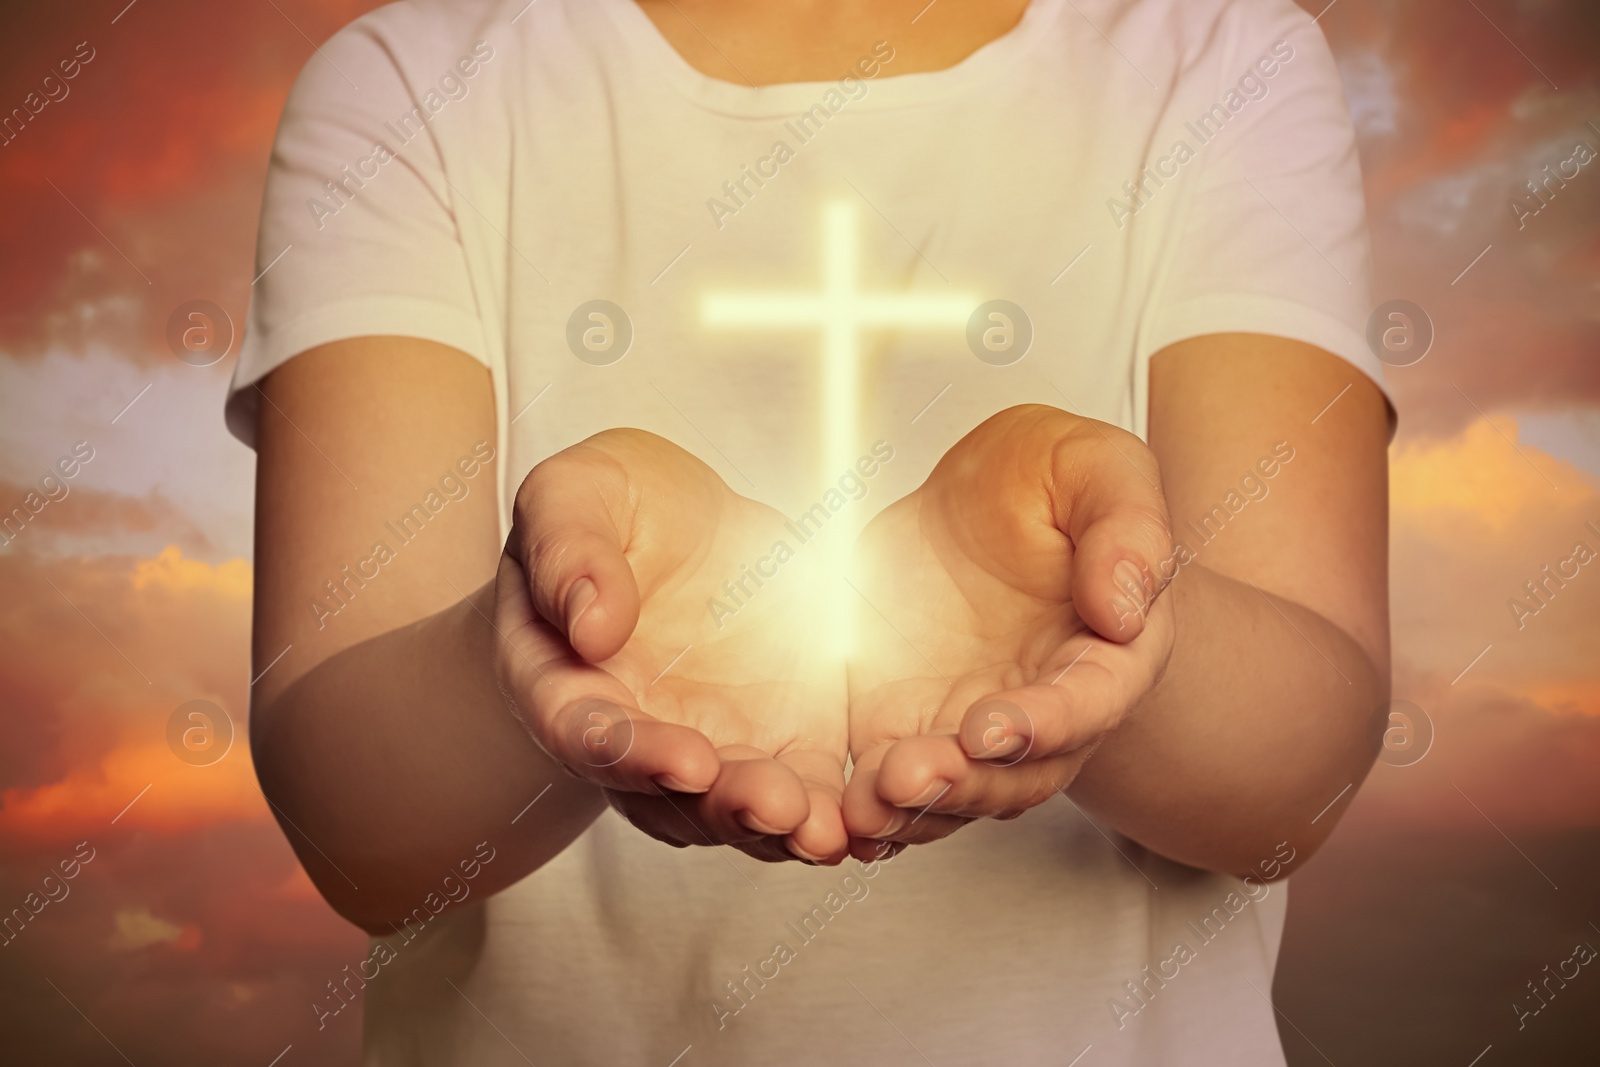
593, 0, 1063, 116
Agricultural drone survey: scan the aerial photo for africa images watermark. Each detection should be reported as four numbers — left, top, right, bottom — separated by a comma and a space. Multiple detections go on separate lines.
305, 41, 496, 231
309, 441, 494, 629
706, 440, 895, 629
312, 841, 497, 1030
1514, 935, 1596, 1031
1112, 441, 1297, 631
1105, 840, 1297, 1031
704, 41, 896, 231
1105, 38, 1297, 229
711, 840, 899, 1029
0, 841, 97, 949
0, 40, 97, 148
1506, 519, 1600, 630
1510, 134, 1596, 231
0, 440, 97, 547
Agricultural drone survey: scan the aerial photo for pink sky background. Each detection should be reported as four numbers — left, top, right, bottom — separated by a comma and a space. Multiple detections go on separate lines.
0, 0, 1596, 1063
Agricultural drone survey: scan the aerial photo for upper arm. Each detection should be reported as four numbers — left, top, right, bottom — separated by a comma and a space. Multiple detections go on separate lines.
1147, 333, 1389, 672
251, 337, 501, 711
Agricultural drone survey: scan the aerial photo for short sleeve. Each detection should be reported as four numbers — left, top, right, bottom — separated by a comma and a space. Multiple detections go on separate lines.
225, 13, 489, 447
1141, 1, 1393, 418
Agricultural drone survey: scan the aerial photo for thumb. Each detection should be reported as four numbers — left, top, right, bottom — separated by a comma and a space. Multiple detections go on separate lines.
510, 449, 642, 662
1052, 428, 1174, 643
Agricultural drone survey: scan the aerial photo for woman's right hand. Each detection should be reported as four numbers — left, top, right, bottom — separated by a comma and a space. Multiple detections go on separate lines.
493, 429, 849, 864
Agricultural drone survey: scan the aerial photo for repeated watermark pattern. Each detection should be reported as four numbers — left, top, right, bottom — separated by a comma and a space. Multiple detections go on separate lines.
0, 843, 97, 950
705, 42, 897, 230
0, 441, 96, 547
1112, 441, 1297, 632
1507, 520, 1600, 631
1106, 841, 1297, 1030
713, 841, 899, 1028
0, 41, 97, 148
1510, 137, 1596, 231
1106, 40, 1296, 229
309, 441, 495, 630
1, 1, 1596, 1064
307, 42, 497, 231
312, 841, 498, 1030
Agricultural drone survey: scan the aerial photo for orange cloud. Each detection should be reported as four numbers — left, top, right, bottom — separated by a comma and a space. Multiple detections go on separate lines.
0, 740, 267, 844
1390, 417, 1569, 532
108, 906, 201, 952
1389, 416, 1600, 696
132, 545, 250, 598
0, 547, 256, 840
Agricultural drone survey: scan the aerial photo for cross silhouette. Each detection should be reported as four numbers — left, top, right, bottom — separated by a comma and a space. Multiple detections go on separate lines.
702, 200, 977, 649
703, 199, 976, 487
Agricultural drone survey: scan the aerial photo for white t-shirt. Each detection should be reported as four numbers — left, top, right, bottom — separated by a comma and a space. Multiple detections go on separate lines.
228, 0, 1386, 1063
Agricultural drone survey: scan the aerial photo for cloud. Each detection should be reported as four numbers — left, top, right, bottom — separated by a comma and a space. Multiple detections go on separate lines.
108, 906, 196, 952
1357, 668, 1600, 834
132, 545, 250, 597
1315, 0, 1600, 436
0, 548, 252, 813
0, 820, 367, 1066
1389, 415, 1600, 691
0, 349, 258, 563
0, 481, 212, 555
0, 0, 385, 363
1336, 46, 1401, 140
0, 3, 1593, 1065
1519, 408, 1600, 479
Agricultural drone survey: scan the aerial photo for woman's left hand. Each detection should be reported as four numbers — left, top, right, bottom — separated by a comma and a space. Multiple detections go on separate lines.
841, 404, 1177, 858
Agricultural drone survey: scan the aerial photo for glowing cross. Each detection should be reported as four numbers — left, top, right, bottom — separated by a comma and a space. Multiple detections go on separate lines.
702, 200, 978, 649
703, 199, 977, 493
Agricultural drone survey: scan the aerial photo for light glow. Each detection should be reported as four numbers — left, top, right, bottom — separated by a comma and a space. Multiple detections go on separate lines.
703, 200, 978, 652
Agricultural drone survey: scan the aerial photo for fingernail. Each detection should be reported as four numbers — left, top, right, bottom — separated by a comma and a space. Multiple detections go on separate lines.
869, 810, 909, 838
964, 699, 1031, 759
788, 842, 827, 863
565, 578, 598, 644
902, 779, 951, 809
1115, 559, 1148, 601
975, 732, 1027, 761
1110, 597, 1142, 632
738, 811, 788, 836
569, 699, 635, 767
652, 772, 708, 795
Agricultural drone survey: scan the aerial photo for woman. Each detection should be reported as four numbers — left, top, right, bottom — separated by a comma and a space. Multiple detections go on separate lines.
230, 0, 1391, 1061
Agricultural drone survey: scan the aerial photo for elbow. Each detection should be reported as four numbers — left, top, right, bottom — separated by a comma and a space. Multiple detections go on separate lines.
1219, 752, 1379, 882
248, 699, 386, 932
1220, 832, 1317, 884
1222, 664, 1386, 881
342, 902, 417, 940
271, 836, 439, 940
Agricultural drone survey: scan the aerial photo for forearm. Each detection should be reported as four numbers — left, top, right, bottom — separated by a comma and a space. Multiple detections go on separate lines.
251, 579, 605, 934
1068, 563, 1387, 876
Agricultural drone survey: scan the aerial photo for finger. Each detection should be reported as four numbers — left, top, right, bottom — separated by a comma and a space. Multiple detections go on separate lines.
702, 747, 813, 840
874, 734, 1088, 821
955, 651, 1131, 762
846, 837, 909, 864
1050, 424, 1173, 643
512, 446, 641, 662
841, 742, 970, 846
494, 552, 719, 795
544, 699, 724, 794
609, 747, 812, 849
776, 749, 849, 864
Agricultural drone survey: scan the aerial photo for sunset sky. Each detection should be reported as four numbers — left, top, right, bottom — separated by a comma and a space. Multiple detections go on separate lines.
1, 0, 1597, 1064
